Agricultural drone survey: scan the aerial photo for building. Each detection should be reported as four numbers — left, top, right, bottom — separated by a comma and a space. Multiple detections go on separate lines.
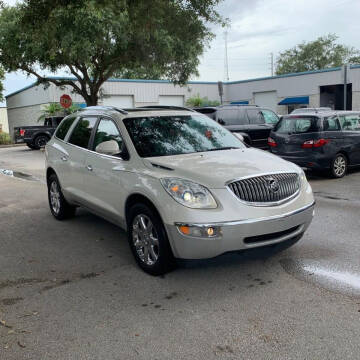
5, 64, 360, 140
0, 107, 9, 133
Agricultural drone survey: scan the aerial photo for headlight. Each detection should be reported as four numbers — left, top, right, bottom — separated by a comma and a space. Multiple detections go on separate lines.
160, 178, 217, 209
299, 168, 307, 184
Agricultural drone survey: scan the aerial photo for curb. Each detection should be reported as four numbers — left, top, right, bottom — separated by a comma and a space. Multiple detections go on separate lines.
0, 143, 27, 149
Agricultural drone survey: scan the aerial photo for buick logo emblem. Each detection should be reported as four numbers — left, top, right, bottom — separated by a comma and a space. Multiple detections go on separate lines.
266, 177, 280, 193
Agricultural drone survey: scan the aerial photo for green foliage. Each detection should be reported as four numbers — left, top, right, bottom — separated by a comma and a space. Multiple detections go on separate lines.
0, 65, 4, 102
37, 102, 80, 122
276, 34, 360, 75
186, 94, 220, 107
0, 132, 11, 145
0, 1, 224, 105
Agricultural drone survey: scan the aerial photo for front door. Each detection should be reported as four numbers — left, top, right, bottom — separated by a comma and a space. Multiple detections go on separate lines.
83, 117, 129, 225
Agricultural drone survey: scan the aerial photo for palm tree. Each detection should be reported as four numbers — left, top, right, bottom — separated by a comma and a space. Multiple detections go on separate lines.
37, 103, 80, 122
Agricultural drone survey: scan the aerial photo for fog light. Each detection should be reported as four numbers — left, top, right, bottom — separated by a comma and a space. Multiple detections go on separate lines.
176, 224, 221, 238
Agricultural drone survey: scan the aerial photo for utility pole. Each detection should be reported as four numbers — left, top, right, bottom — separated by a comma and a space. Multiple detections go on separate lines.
224, 30, 229, 81
269, 53, 274, 76
343, 64, 348, 110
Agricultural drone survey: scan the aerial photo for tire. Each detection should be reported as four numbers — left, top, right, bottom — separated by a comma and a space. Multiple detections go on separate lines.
47, 174, 76, 220
330, 153, 347, 178
34, 135, 50, 149
127, 203, 175, 276
26, 143, 37, 150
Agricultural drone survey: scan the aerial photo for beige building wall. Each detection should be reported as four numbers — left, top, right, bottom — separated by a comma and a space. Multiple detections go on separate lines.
0, 107, 9, 133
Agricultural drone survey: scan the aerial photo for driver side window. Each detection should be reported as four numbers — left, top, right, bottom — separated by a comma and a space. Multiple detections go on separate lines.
93, 118, 123, 155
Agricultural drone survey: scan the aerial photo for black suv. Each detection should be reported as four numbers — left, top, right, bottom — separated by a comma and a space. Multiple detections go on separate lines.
269, 111, 360, 178
194, 105, 279, 149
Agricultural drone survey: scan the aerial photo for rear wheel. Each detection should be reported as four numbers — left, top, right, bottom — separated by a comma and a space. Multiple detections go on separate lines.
34, 135, 50, 149
47, 174, 76, 220
330, 154, 347, 178
128, 203, 175, 275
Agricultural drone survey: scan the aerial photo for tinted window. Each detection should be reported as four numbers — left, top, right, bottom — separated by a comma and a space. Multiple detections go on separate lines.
261, 110, 279, 124
55, 116, 77, 140
323, 116, 340, 131
247, 109, 264, 124
93, 118, 123, 153
339, 114, 360, 131
44, 118, 51, 126
216, 109, 239, 125
69, 117, 97, 148
274, 116, 320, 134
123, 114, 245, 158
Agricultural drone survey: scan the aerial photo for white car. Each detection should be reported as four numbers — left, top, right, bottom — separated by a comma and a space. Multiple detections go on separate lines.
45, 106, 315, 275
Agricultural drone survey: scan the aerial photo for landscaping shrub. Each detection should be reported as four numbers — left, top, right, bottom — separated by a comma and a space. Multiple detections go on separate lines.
0, 132, 11, 145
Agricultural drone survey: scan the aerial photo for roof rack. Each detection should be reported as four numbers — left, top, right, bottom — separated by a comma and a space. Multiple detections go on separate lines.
138, 105, 195, 112
83, 106, 128, 114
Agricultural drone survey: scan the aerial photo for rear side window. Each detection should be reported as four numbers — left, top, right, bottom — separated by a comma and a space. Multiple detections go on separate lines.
274, 116, 320, 134
323, 116, 340, 131
69, 117, 97, 149
247, 109, 264, 124
55, 116, 77, 140
93, 118, 123, 153
339, 114, 360, 131
261, 110, 279, 124
217, 109, 244, 125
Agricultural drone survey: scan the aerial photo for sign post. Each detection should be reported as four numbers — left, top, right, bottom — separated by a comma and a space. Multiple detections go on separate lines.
60, 94, 72, 109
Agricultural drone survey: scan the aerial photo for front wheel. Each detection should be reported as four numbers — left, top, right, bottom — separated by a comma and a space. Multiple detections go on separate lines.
330, 154, 347, 178
47, 174, 76, 220
128, 203, 175, 276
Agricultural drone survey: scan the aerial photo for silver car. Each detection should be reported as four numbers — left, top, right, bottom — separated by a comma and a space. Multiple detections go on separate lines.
45, 106, 315, 275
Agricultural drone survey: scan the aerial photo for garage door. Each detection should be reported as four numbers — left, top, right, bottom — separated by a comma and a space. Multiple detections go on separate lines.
159, 95, 184, 106
102, 95, 134, 108
254, 91, 277, 112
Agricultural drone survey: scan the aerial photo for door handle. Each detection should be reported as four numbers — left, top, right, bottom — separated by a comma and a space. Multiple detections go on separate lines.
61, 156, 68, 162
86, 165, 93, 172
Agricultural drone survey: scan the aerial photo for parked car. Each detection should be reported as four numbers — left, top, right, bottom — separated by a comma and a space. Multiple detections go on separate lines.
15, 116, 64, 149
291, 107, 331, 114
45, 106, 314, 275
194, 105, 279, 149
268, 111, 360, 178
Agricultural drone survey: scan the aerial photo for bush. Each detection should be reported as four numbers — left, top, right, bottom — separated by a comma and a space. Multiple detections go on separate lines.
186, 93, 220, 107
0, 132, 11, 145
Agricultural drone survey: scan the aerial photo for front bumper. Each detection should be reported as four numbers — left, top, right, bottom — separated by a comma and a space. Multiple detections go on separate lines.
166, 201, 315, 259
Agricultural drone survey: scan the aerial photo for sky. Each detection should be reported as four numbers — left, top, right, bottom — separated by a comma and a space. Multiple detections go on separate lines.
2, 0, 360, 106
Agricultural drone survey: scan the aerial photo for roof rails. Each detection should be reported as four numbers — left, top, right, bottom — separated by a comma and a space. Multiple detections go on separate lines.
138, 105, 195, 112
219, 104, 259, 107
83, 106, 128, 114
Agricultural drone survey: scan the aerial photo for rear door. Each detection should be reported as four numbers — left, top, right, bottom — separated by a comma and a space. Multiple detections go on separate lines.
216, 108, 247, 131
60, 116, 98, 203
322, 115, 342, 159
246, 108, 272, 149
338, 113, 360, 165
271, 116, 321, 156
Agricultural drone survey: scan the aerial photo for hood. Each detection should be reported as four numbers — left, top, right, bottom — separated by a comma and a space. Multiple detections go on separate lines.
143, 148, 300, 188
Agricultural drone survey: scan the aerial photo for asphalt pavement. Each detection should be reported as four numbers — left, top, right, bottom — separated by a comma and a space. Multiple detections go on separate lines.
0, 146, 359, 360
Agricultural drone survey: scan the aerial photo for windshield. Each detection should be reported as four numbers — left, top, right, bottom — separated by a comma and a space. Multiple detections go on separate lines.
123, 114, 245, 158
274, 116, 320, 134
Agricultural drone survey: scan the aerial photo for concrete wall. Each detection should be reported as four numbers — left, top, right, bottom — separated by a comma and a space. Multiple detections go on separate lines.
0, 107, 9, 133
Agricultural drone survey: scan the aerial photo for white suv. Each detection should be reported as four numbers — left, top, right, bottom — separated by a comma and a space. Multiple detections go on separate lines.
45, 106, 315, 275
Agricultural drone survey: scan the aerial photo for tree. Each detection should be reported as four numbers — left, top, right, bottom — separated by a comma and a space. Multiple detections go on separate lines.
276, 34, 360, 75
37, 102, 80, 122
0, 66, 4, 102
186, 93, 220, 107
0, 0, 224, 106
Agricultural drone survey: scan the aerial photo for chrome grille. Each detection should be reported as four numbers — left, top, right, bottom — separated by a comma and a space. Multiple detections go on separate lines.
228, 173, 300, 205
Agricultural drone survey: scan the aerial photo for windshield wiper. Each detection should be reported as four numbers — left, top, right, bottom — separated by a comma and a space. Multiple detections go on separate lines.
206, 147, 240, 152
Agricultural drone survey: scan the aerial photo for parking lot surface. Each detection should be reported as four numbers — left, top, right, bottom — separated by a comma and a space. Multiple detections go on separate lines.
1, 146, 360, 360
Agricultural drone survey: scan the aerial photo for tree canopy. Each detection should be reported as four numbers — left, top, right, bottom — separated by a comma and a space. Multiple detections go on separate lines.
276, 34, 360, 75
0, 0, 224, 105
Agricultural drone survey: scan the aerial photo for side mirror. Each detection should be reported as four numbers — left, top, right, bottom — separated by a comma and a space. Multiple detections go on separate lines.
95, 140, 120, 156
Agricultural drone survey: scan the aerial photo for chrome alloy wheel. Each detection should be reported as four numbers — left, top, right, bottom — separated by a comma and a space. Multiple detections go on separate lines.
333, 155, 346, 177
132, 214, 159, 266
50, 181, 61, 214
